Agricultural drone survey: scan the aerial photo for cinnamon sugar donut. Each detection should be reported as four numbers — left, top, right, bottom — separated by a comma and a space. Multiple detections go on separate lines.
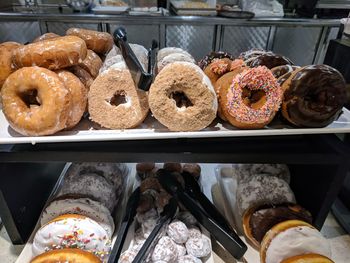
78, 49, 103, 78
56, 70, 87, 129
13, 36, 87, 70
32, 32, 60, 43
66, 28, 113, 55
149, 62, 217, 131
88, 68, 149, 129
69, 65, 94, 89
1, 67, 70, 136
0, 42, 21, 88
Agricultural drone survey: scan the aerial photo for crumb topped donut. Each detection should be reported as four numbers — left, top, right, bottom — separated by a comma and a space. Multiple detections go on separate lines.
0, 42, 21, 88
1, 67, 70, 136
88, 68, 149, 129
149, 62, 217, 131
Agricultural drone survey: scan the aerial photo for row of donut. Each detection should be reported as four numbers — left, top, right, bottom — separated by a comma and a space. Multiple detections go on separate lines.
30, 163, 128, 263
232, 164, 333, 263
120, 162, 211, 263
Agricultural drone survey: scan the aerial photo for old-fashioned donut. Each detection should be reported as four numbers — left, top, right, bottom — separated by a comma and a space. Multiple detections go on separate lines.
88, 68, 149, 129
0, 41, 21, 88
281, 64, 346, 128
149, 62, 217, 131
66, 28, 113, 55
32, 32, 60, 43
78, 49, 103, 78
1, 67, 70, 136
13, 36, 87, 70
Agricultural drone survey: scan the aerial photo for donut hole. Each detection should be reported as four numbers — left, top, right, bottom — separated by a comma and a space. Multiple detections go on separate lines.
241, 87, 266, 110
108, 91, 128, 107
169, 91, 193, 109
19, 89, 41, 108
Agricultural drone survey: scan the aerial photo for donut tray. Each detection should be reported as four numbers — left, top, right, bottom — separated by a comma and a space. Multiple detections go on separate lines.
15, 163, 134, 263
1, 108, 350, 145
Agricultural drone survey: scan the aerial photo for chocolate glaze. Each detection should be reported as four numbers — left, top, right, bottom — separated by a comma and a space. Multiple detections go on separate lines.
198, 51, 234, 69
278, 71, 293, 87
284, 65, 346, 127
250, 53, 294, 69
249, 204, 312, 243
238, 48, 266, 61
272, 65, 299, 79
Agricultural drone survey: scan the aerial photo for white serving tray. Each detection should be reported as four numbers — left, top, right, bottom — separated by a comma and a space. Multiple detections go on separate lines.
91, 6, 129, 14
1, 108, 350, 145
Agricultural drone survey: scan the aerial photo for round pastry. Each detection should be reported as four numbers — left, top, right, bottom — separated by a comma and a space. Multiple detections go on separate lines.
221, 66, 283, 129
167, 221, 189, 244
249, 53, 293, 69
104, 45, 121, 61
149, 62, 217, 131
155, 190, 172, 211
56, 70, 87, 129
203, 58, 233, 85
185, 235, 211, 258
157, 47, 193, 64
140, 177, 162, 193
59, 173, 117, 212
32, 32, 60, 43
13, 36, 87, 70
176, 244, 187, 257
260, 220, 332, 263
198, 51, 234, 70
188, 227, 202, 239
281, 65, 347, 128
243, 203, 312, 247
157, 53, 196, 73
79, 49, 103, 78
178, 255, 202, 263
30, 248, 101, 263
136, 208, 159, 233
238, 48, 267, 62
1, 67, 70, 136
281, 253, 334, 263
119, 247, 138, 263
99, 54, 126, 74
271, 65, 299, 79
0, 42, 21, 88
32, 214, 111, 261
177, 212, 197, 227
236, 174, 296, 218
182, 164, 201, 180
69, 65, 94, 89
40, 196, 114, 237
152, 236, 178, 262
66, 28, 113, 55
137, 193, 155, 213
88, 68, 149, 129
136, 162, 156, 180
130, 43, 149, 71
163, 163, 182, 173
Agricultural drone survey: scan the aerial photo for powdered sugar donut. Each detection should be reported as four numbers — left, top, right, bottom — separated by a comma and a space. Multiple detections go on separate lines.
149, 62, 217, 131
99, 55, 125, 74
157, 47, 193, 63
157, 53, 196, 73
177, 212, 198, 227
178, 255, 202, 263
130, 43, 148, 71
119, 248, 138, 263
152, 236, 178, 262
185, 235, 211, 258
188, 227, 202, 239
167, 221, 189, 244
176, 244, 187, 257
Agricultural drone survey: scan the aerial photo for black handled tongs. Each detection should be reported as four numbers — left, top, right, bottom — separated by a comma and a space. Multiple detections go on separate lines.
132, 197, 178, 263
108, 187, 141, 263
113, 27, 154, 91
158, 170, 247, 260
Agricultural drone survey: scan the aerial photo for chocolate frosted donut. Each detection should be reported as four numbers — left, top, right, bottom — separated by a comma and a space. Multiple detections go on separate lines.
238, 48, 266, 61
281, 65, 346, 127
271, 65, 299, 79
198, 51, 234, 70
250, 53, 293, 69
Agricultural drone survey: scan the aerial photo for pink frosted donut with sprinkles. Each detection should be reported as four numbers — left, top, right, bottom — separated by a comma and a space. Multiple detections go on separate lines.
224, 66, 282, 129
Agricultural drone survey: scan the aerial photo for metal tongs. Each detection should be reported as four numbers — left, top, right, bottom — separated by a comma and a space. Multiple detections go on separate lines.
108, 187, 140, 263
113, 27, 156, 91
158, 169, 248, 260
132, 198, 178, 263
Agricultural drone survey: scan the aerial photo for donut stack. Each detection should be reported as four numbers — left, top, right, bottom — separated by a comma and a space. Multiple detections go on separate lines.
120, 163, 210, 263
201, 49, 347, 129
233, 164, 334, 263
30, 162, 128, 263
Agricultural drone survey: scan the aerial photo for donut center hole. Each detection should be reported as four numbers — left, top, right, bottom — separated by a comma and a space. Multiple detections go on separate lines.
241, 87, 266, 109
108, 91, 128, 107
19, 89, 41, 108
170, 91, 193, 109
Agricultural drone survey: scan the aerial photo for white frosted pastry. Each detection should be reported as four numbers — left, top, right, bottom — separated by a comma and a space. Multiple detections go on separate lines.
40, 197, 114, 237
157, 47, 193, 63
178, 255, 202, 263
167, 221, 189, 244
157, 53, 196, 73
234, 164, 290, 184
152, 236, 178, 262
32, 215, 111, 262
100, 55, 125, 74
265, 226, 332, 263
185, 234, 211, 258
130, 43, 148, 71
188, 227, 202, 239
176, 244, 187, 257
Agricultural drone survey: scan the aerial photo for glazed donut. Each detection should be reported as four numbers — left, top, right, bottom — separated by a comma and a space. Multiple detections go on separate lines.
1, 67, 70, 136
66, 28, 113, 55
69, 65, 94, 89
221, 66, 283, 129
0, 42, 21, 88
260, 220, 331, 263
271, 65, 300, 79
149, 62, 217, 131
56, 70, 87, 129
13, 36, 87, 70
250, 53, 293, 69
203, 58, 233, 85
157, 47, 193, 63
88, 68, 149, 129
30, 248, 101, 263
32, 214, 111, 261
157, 53, 196, 73
281, 254, 334, 263
32, 32, 60, 43
78, 49, 103, 78
198, 51, 234, 70
281, 65, 346, 128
